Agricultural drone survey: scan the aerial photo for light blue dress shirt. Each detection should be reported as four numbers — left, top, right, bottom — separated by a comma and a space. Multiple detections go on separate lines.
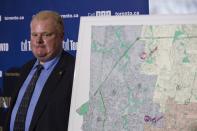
10, 55, 60, 131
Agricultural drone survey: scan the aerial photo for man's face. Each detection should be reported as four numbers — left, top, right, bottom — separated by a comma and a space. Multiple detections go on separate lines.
30, 18, 63, 63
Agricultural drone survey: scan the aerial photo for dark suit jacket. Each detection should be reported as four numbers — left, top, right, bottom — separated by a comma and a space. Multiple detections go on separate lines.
4, 51, 75, 131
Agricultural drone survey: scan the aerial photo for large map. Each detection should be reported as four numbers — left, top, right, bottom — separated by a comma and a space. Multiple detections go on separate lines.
68, 16, 197, 131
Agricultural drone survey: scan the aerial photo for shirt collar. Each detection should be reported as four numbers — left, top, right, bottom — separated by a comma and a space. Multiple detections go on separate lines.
33, 54, 61, 70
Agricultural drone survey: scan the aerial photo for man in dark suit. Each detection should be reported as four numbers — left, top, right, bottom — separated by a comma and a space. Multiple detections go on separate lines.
4, 10, 75, 131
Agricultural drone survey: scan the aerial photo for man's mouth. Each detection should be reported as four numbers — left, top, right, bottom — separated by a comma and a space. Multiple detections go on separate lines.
36, 45, 45, 48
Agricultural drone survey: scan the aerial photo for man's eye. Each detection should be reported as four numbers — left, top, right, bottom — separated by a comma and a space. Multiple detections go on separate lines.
31, 33, 37, 37
43, 33, 53, 37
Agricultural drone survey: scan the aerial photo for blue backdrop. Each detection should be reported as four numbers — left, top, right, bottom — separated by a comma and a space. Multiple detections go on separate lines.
0, 0, 149, 130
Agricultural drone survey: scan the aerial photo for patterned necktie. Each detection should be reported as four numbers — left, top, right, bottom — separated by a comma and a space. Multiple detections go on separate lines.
14, 64, 43, 131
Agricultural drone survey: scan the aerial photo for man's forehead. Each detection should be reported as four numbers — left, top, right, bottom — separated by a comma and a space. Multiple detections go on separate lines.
32, 18, 56, 24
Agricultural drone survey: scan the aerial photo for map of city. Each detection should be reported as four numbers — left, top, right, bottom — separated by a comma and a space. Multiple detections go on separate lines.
76, 24, 197, 131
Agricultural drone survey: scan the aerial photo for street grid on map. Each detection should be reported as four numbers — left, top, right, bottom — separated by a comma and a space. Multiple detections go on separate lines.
76, 25, 197, 131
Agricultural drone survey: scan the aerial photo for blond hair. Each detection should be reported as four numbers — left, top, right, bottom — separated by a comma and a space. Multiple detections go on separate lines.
31, 10, 64, 34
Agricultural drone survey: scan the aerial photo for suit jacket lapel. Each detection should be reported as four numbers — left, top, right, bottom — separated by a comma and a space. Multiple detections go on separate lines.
29, 53, 68, 130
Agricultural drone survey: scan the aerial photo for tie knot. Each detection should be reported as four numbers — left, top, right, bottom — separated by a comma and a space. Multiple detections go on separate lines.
36, 64, 44, 71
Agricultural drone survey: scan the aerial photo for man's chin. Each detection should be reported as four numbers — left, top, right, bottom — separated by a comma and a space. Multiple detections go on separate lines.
36, 55, 48, 62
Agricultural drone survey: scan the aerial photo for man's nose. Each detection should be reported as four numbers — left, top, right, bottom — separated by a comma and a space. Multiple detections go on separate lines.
36, 35, 44, 44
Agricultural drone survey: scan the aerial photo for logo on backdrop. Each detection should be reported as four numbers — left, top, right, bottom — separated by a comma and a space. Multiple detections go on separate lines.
0, 43, 9, 52
4, 16, 24, 21
61, 13, 79, 19
88, 10, 140, 17
0, 70, 2, 78
0, 97, 11, 108
62, 38, 77, 51
21, 39, 31, 51
88, 10, 111, 16
114, 11, 140, 16
87, 10, 139, 16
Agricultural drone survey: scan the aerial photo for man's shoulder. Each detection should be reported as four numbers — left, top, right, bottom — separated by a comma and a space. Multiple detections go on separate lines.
61, 51, 75, 59
18, 58, 36, 74
21, 58, 36, 69
60, 51, 75, 65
